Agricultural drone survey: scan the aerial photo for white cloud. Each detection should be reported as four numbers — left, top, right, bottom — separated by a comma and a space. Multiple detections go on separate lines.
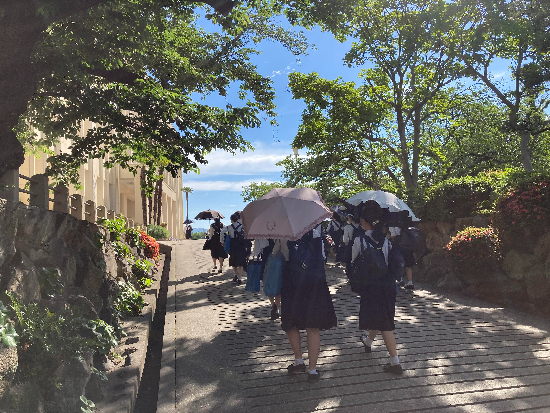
183, 179, 275, 192
193, 147, 291, 177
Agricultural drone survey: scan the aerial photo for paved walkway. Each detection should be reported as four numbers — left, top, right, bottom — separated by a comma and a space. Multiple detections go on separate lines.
157, 241, 550, 413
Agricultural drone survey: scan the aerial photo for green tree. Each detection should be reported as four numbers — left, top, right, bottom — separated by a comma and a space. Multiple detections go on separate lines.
182, 186, 193, 222
240, 181, 284, 202
453, 0, 550, 171
283, 73, 394, 196
0, 0, 240, 179
282, 0, 466, 191
2, 0, 309, 185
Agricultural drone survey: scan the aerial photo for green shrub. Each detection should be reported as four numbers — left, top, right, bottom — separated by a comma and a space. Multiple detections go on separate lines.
114, 281, 145, 317
445, 226, 501, 276
97, 215, 127, 241
147, 224, 170, 240
0, 301, 18, 348
6, 291, 119, 392
132, 258, 153, 278
112, 240, 131, 258
191, 231, 206, 240
125, 227, 144, 248
422, 175, 498, 222
138, 277, 153, 289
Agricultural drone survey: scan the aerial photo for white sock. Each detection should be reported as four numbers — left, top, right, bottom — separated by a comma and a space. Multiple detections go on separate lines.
309, 369, 318, 374
294, 358, 304, 366
390, 355, 400, 365
364, 337, 373, 347
407, 280, 413, 285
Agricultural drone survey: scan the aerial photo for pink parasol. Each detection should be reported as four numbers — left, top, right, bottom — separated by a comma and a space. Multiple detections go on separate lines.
241, 187, 332, 241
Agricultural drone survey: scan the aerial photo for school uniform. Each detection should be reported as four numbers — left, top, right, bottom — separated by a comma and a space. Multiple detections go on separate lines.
228, 220, 248, 267
280, 229, 337, 332
209, 222, 228, 259
351, 230, 396, 331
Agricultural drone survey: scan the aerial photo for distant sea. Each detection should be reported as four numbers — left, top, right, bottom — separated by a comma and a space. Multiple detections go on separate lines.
191, 228, 207, 233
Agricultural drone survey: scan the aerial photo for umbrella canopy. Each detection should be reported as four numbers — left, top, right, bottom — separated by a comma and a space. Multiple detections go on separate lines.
183, 219, 194, 224
241, 187, 333, 241
346, 190, 420, 221
194, 210, 224, 220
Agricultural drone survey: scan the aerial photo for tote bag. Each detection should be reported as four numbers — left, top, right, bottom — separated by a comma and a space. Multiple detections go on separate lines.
263, 252, 285, 296
224, 234, 231, 254
245, 258, 262, 293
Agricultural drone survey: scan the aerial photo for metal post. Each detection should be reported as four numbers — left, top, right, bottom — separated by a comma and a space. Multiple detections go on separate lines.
85, 200, 96, 223
70, 194, 84, 220
53, 185, 70, 213
29, 174, 49, 209
128, 219, 134, 229
106, 209, 115, 219
0, 169, 19, 202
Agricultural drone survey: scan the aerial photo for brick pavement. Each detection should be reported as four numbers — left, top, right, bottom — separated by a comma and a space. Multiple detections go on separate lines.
157, 240, 550, 413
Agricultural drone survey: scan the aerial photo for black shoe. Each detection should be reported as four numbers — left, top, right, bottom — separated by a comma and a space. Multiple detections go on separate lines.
383, 363, 403, 375
360, 334, 372, 353
398, 279, 405, 287
232, 275, 238, 283
287, 363, 306, 375
404, 283, 414, 290
218, 268, 223, 274
307, 370, 321, 382
236, 279, 242, 285
270, 304, 279, 320
213, 266, 217, 270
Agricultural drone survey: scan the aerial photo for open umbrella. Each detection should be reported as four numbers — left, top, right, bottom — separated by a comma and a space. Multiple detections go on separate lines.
346, 190, 420, 221
183, 219, 194, 224
194, 210, 224, 220
241, 187, 332, 240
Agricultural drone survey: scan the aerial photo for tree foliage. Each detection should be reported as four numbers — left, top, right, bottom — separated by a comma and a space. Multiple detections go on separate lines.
12, 0, 309, 187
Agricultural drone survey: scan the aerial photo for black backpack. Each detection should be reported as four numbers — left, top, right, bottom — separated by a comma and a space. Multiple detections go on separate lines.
231, 222, 252, 253
348, 235, 404, 294
397, 227, 423, 253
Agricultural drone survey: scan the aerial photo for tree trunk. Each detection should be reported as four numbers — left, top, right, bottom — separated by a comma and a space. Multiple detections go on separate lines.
148, 195, 153, 225
156, 177, 164, 226
140, 167, 147, 227
519, 130, 534, 172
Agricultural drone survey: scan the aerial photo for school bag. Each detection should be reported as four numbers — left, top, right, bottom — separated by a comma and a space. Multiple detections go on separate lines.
348, 235, 404, 294
396, 227, 423, 253
288, 232, 324, 284
231, 222, 252, 253
263, 252, 285, 296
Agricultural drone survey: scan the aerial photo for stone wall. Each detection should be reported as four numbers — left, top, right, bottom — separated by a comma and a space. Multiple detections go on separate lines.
0, 198, 151, 412
414, 217, 550, 316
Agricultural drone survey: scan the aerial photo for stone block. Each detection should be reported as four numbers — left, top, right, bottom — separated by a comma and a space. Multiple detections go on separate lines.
6, 251, 41, 303
0, 199, 17, 268
436, 221, 453, 235
526, 263, 550, 300
425, 231, 448, 252
502, 249, 539, 280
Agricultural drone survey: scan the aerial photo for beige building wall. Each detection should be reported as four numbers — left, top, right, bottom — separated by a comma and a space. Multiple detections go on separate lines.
18, 120, 185, 239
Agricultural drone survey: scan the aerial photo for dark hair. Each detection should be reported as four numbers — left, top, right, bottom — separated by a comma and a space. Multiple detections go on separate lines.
230, 212, 240, 222
358, 200, 385, 224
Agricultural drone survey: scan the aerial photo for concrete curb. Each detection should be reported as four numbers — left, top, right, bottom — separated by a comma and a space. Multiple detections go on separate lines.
95, 244, 172, 413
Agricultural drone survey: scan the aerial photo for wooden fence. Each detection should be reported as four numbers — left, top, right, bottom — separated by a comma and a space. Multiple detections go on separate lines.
0, 170, 137, 229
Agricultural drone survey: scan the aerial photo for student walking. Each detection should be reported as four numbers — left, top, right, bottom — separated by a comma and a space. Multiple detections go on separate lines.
282, 228, 337, 382
209, 218, 227, 273
228, 212, 249, 285
351, 201, 403, 375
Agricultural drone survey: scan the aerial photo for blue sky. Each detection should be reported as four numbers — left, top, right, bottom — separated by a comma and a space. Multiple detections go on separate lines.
183, 26, 363, 229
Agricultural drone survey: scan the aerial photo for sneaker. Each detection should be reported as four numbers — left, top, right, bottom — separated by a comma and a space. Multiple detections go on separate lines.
307, 370, 321, 382
405, 283, 414, 290
398, 278, 405, 287
287, 363, 306, 375
232, 275, 238, 283
236, 279, 242, 285
213, 266, 217, 270
270, 304, 279, 320
360, 334, 372, 353
218, 268, 223, 274
383, 363, 403, 375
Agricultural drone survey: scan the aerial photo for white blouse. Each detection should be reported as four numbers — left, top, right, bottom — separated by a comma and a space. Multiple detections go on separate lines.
351, 230, 390, 264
